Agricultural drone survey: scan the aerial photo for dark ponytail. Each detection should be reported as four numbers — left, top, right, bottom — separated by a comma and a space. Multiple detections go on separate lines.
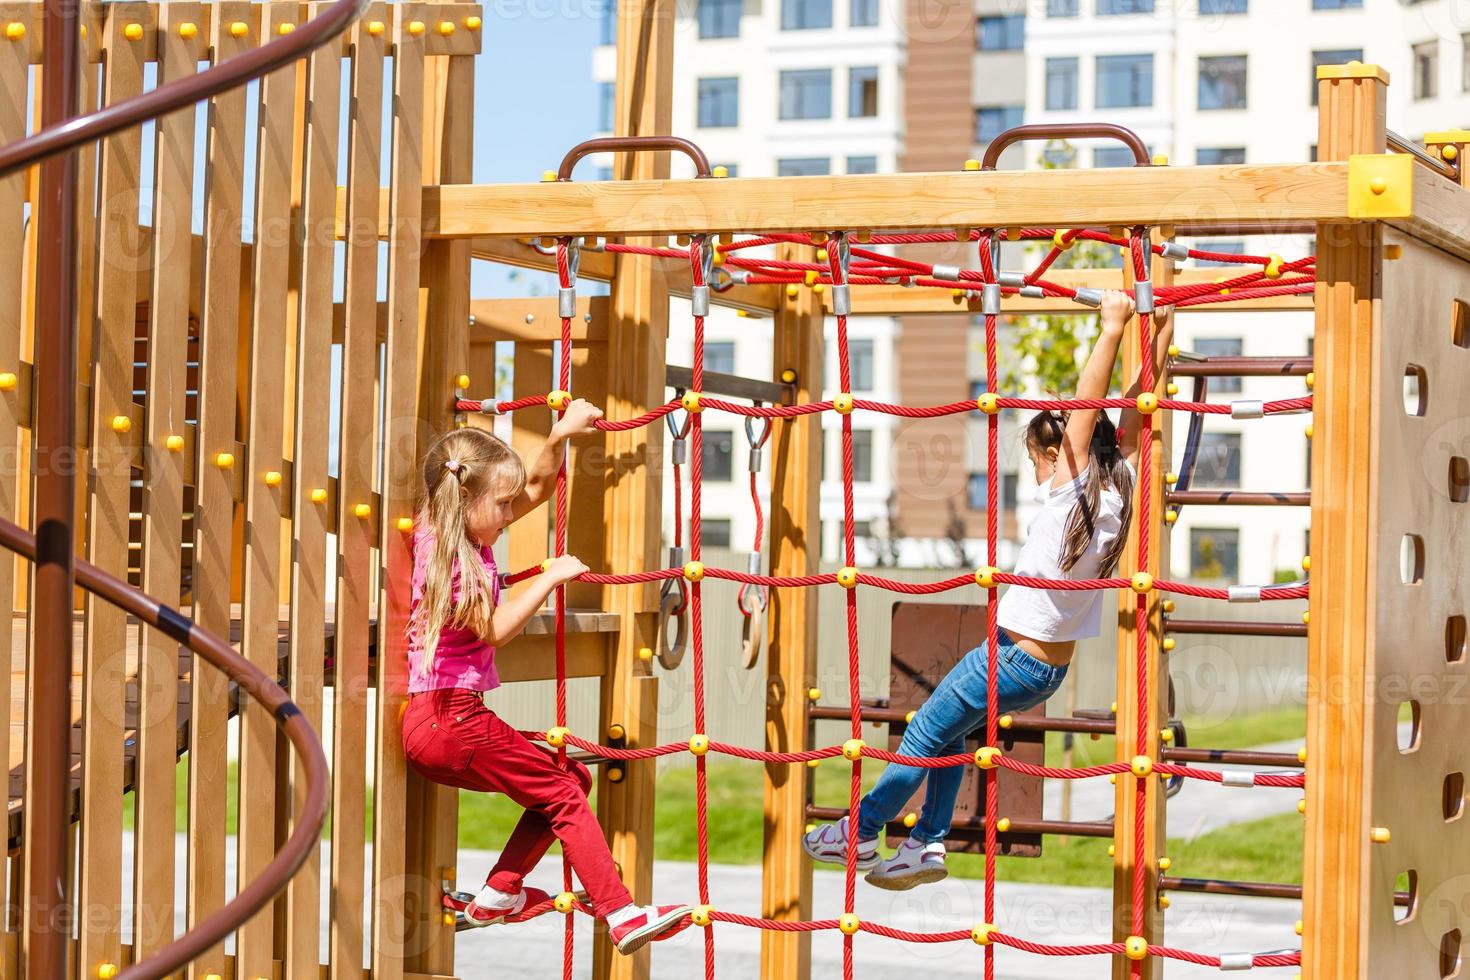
1024, 410, 1135, 574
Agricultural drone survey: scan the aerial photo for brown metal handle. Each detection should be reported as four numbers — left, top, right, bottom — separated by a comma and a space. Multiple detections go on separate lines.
557, 136, 712, 181
981, 123, 1150, 171
0, 0, 366, 177
0, 515, 330, 980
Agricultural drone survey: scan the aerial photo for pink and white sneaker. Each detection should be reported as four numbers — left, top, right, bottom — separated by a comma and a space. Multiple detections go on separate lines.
446, 885, 563, 927
801, 815, 880, 870
864, 838, 948, 890
608, 904, 695, 955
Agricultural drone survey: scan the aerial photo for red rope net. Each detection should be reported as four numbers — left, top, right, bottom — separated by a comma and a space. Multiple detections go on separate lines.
474, 228, 1307, 977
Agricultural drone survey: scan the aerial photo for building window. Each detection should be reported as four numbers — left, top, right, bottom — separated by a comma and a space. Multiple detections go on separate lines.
846, 155, 878, 174
1094, 145, 1148, 168
1098, 0, 1154, 13
1197, 146, 1245, 165
595, 166, 614, 181
849, 338, 875, 390
779, 69, 832, 119
977, 15, 1024, 51
1097, 54, 1153, 108
697, 77, 739, 128
782, 0, 832, 30
849, 66, 879, 117
701, 518, 732, 548
1311, 49, 1362, 104
852, 430, 873, 483
1414, 41, 1438, 99
777, 157, 829, 176
599, 0, 616, 45
1045, 57, 1079, 111
1463, 34, 1470, 91
1312, 0, 1361, 8
1047, 0, 1077, 15
698, 0, 742, 38
1190, 527, 1239, 580
702, 431, 735, 481
598, 82, 615, 131
1193, 338, 1243, 393
1194, 432, 1242, 488
704, 341, 736, 376
850, 0, 879, 26
1199, 55, 1248, 110
1200, 0, 1247, 12
975, 105, 1023, 142
1194, 240, 1245, 267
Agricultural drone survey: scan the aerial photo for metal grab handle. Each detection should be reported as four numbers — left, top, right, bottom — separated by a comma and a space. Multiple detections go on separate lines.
557, 136, 713, 181
980, 123, 1150, 172
0, 516, 329, 980
0, 0, 367, 178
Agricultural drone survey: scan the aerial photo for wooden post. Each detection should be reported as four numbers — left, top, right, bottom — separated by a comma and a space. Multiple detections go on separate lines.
1302, 62, 1387, 980
1109, 227, 1173, 980
593, 3, 676, 978
761, 255, 823, 980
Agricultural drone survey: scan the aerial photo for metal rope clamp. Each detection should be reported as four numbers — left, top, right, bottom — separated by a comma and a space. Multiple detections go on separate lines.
830, 232, 852, 316
690, 235, 716, 316
558, 236, 583, 319
657, 406, 694, 670
738, 411, 773, 669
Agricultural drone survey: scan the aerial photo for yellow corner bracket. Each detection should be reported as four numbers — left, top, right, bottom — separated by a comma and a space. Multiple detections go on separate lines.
1348, 154, 1413, 220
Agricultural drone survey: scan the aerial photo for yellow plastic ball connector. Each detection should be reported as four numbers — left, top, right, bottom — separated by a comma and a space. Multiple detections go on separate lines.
975, 566, 999, 589
547, 389, 572, 411
842, 738, 864, 761
683, 561, 705, 582
1135, 392, 1159, 415
976, 392, 999, 415
692, 905, 714, 927
836, 566, 859, 588
839, 913, 861, 935
1131, 755, 1154, 778
689, 733, 710, 756
555, 891, 577, 913
680, 390, 703, 413
546, 726, 570, 748
832, 392, 854, 414
974, 746, 1002, 769
971, 923, 995, 946
1130, 572, 1154, 594
1125, 936, 1149, 961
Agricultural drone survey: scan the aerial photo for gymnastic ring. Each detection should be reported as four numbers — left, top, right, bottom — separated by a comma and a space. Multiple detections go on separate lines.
657, 580, 689, 671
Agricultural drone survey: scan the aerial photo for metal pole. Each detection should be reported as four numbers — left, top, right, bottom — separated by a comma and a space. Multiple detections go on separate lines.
28, 0, 79, 971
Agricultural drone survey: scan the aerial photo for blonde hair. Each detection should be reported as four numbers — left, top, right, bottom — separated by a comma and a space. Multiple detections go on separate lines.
415, 427, 527, 671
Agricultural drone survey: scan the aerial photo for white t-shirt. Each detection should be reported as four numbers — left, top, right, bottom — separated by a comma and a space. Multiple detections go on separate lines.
996, 461, 1132, 642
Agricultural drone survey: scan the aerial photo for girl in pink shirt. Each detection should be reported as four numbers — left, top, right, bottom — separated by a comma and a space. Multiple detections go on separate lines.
402, 405, 691, 954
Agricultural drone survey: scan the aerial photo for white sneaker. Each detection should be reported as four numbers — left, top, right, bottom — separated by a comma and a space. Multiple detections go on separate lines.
802, 816, 880, 870
864, 839, 948, 890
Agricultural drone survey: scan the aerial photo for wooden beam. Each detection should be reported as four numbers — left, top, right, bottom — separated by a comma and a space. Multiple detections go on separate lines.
1302, 64, 1387, 980
338, 164, 1358, 239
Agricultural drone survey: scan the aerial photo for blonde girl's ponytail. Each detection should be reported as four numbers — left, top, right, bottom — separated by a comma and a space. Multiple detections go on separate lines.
415, 427, 527, 671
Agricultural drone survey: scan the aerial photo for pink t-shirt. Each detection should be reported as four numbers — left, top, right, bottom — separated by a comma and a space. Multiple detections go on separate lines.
407, 526, 501, 694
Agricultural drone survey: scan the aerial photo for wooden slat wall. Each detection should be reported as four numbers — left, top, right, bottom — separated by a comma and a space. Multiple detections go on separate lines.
371, 8, 426, 978
77, 8, 148, 977
135, 4, 202, 969
332, 8, 385, 974
189, 6, 253, 977
283, 3, 339, 972
0, 4, 25, 977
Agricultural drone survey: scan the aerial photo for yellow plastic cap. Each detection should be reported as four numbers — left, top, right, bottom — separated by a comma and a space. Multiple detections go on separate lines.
807, 687, 821, 701
0, 372, 15, 390
310, 488, 328, 504
1166, 382, 1178, 396
124, 22, 143, 41
407, 20, 426, 35
111, 415, 131, 433
354, 503, 371, 518
689, 733, 710, 755
1162, 636, 1175, 652
996, 817, 1011, 833
962, 159, 981, 171
1131, 755, 1154, 778
214, 452, 234, 469
277, 22, 295, 35
4, 22, 24, 40
974, 746, 1002, 769
366, 20, 385, 35
1157, 856, 1172, 870
712, 165, 729, 178
785, 283, 800, 298
540, 169, 556, 182
780, 369, 797, 384
165, 434, 185, 451
1125, 936, 1149, 961
397, 516, 414, 532
456, 373, 471, 389
98, 965, 119, 980
437, 20, 456, 35
1370, 826, 1391, 844
229, 20, 248, 37
264, 470, 282, 487
465, 15, 483, 29
638, 646, 653, 661
998, 714, 1013, 729
903, 812, 918, 828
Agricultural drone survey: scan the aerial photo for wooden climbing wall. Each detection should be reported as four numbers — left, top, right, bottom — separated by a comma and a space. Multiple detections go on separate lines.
0, 3, 482, 977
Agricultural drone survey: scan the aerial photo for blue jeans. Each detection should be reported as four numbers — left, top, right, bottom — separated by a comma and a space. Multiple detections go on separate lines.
855, 629, 1068, 844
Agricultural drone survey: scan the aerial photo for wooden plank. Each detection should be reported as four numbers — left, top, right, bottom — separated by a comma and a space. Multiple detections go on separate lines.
0, 15, 27, 973
1108, 232, 1174, 980
76, 8, 146, 977
186, 8, 253, 976
468, 296, 609, 343
282, 4, 339, 973
132, 1, 202, 969
401, 11, 473, 966
341, 164, 1357, 240
760, 245, 823, 980
1302, 67, 1387, 980
332, 8, 385, 975
234, 3, 300, 974
371, 8, 426, 978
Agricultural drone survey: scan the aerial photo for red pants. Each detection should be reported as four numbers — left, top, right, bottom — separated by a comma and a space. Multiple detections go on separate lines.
402, 687, 633, 918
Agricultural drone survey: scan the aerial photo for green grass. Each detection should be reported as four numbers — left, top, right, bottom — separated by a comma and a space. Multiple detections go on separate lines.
1044, 705, 1306, 769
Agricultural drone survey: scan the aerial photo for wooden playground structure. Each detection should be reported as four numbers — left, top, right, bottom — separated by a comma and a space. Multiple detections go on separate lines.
0, 0, 1468, 975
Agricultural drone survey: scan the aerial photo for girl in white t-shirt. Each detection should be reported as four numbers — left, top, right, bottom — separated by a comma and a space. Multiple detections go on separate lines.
805, 292, 1175, 889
